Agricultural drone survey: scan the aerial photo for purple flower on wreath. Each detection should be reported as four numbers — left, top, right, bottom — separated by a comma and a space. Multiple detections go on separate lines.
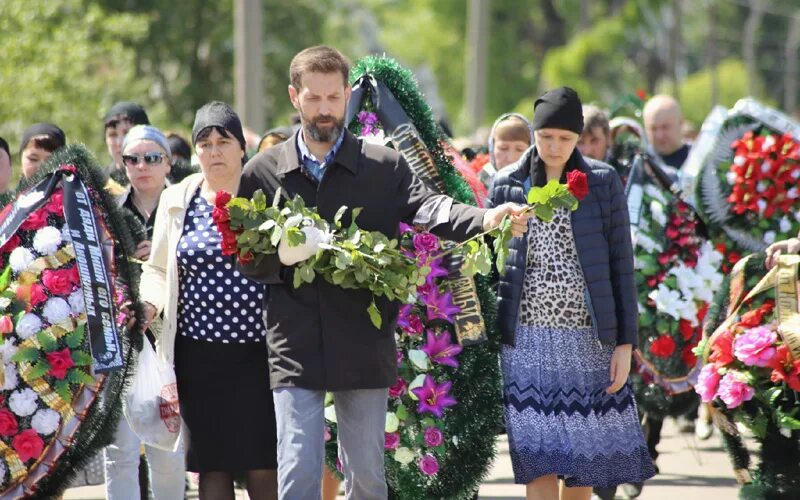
412, 374, 457, 418
417, 281, 436, 301
419, 453, 439, 476
421, 330, 462, 368
424, 287, 461, 323
427, 258, 449, 281
423, 426, 444, 447
385, 432, 400, 450
413, 232, 440, 256
324, 426, 332, 442
398, 304, 424, 335
396, 349, 404, 367
358, 111, 380, 136
399, 222, 414, 234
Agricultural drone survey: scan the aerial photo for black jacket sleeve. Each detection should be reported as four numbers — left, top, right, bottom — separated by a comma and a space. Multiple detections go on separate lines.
607, 171, 638, 346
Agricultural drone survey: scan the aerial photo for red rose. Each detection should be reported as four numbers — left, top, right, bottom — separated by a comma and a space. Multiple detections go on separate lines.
0, 234, 20, 254
42, 268, 75, 296
0, 409, 19, 437
67, 265, 81, 284
681, 344, 698, 367
220, 236, 238, 256
215, 191, 232, 208
0, 315, 12, 335
12, 429, 44, 462
649, 335, 676, 358
30, 284, 47, 307
388, 377, 407, 398
20, 208, 49, 231
566, 170, 589, 200
212, 206, 230, 224
45, 190, 65, 215
46, 348, 75, 380
679, 319, 695, 341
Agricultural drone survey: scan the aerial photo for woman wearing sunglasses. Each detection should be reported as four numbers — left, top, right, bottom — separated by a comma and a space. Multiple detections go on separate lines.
139, 102, 277, 499
104, 124, 187, 500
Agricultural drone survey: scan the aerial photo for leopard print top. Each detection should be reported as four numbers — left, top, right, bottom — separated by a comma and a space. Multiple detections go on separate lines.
517, 207, 593, 329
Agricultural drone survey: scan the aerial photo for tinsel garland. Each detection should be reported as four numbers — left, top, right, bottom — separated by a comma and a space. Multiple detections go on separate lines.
11, 144, 144, 498
329, 56, 501, 499
704, 253, 800, 499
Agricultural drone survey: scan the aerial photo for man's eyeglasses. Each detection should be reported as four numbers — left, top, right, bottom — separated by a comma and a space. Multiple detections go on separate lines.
122, 152, 165, 167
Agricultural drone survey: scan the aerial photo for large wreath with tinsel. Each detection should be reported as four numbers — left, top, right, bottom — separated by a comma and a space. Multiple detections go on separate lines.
631, 182, 723, 418
0, 145, 142, 498
321, 56, 502, 499
696, 254, 800, 499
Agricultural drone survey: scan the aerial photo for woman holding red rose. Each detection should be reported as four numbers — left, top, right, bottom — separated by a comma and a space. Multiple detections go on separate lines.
139, 102, 277, 500
489, 87, 654, 500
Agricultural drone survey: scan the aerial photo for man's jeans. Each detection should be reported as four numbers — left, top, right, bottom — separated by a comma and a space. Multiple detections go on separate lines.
273, 387, 388, 500
104, 416, 186, 499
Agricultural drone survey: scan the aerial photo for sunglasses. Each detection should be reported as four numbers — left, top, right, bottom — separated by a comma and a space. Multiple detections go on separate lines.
122, 152, 165, 167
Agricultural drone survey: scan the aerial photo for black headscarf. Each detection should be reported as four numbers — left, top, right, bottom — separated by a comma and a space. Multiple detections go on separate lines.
532, 87, 584, 135
103, 101, 150, 127
19, 123, 66, 154
191, 101, 246, 151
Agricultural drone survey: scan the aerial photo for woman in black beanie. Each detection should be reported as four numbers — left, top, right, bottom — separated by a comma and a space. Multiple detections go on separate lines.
489, 87, 655, 500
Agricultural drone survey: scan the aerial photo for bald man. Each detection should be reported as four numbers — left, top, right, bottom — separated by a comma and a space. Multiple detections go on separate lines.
643, 94, 691, 169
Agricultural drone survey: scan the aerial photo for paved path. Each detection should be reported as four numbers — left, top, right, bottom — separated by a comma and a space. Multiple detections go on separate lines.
64, 419, 743, 499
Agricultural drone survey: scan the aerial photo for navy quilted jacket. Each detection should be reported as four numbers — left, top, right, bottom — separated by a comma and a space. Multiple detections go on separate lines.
488, 147, 638, 347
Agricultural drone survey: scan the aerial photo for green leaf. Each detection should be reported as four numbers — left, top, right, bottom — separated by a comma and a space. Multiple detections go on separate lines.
396, 404, 408, 421
258, 219, 276, 233
67, 368, 94, 385
334, 206, 349, 227
293, 268, 303, 289
534, 204, 554, 222
28, 359, 51, 380
286, 227, 306, 247
779, 414, 800, 430
37, 331, 58, 352
11, 347, 41, 364
367, 300, 382, 329
765, 386, 783, 405
299, 265, 315, 284
270, 226, 283, 247
272, 188, 283, 208
0, 266, 11, 292
71, 351, 93, 367
53, 380, 72, 404
64, 324, 86, 349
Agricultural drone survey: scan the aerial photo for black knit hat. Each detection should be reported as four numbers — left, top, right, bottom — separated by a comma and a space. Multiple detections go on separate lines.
191, 101, 246, 151
532, 87, 584, 135
103, 101, 150, 127
19, 123, 66, 154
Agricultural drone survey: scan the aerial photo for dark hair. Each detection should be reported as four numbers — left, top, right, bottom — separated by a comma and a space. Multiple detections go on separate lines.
195, 126, 248, 165
22, 136, 62, 154
289, 45, 350, 89
0, 137, 9, 158
166, 132, 192, 160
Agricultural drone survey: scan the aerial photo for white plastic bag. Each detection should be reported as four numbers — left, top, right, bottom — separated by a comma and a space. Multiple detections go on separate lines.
123, 340, 181, 451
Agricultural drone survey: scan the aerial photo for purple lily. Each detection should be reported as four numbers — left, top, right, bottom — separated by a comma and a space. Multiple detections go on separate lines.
399, 222, 414, 234
412, 375, 457, 418
421, 330, 462, 368
427, 258, 449, 281
397, 303, 414, 330
424, 287, 461, 323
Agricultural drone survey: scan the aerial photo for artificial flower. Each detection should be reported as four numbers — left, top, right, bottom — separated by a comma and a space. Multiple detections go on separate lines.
717, 371, 755, 409
32, 226, 62, 255
424, 426, 443, 447
15, 313, 42, 340
419, 453, 439, 476
68, 290, 85, 315
709, 330, 735, 367
9, 388, 39, 417
45, 190, 64, 214
681, 344, 698, 367
0, 338, 18, 364
412, 375, 457, 418
43, 297, 71, 325
649, 335, 676, 358
31, 408, 60, 435
407, 374, 427, 400
385, 412, 400, 433
324, 405, 337, 424
393, 447, 415, 465
695, 364, 721, 403
388, 377, 407, 398
420, 330, 462, 368
647, 284, 683, 321
769, 344, 800, 392
733, 326, 777, 367
399, 222, 414, 234
408, 349, 430, 371
424, 288, 460, 323
566, 170, 589, 200
384, 432, 400, 450
46, 348, 75, 380
0, 234, 21, 254
323, 426, 332, 442
413, 233, 440, 256
0, 316, 13, 335
20, 208, 49, 231
12, 429, 44, 462
42, 268, 75, 296
649, 200, 667, 227
2, 364, 18, 391
60, 224, 72, 243
9, 247, 35, 273
0, 408, 18, 436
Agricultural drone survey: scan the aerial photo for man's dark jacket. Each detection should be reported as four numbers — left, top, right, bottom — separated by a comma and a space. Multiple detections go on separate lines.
488, 147, 638, 347
238, 130, 486, 390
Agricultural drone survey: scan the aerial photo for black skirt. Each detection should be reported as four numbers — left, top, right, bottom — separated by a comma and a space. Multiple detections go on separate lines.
174, 335, 278, 472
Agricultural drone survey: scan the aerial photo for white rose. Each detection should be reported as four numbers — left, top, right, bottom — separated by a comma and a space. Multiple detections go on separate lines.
33, 226, 62, 255
324, 405, 337, 424
385, 412, 399, 433
68, 290, 85, 315
31, 408, 61, 435
16, 313, 42, 339
408, 350, 429, 371
9, 388, 38, 417
393, 447, 415, 465
43, 297, 71, 325
2, 364, 18, 391
9, 247, 35, 273
407, 374, 427, 401
0, 339, 18, 364
278, 226, 331, 266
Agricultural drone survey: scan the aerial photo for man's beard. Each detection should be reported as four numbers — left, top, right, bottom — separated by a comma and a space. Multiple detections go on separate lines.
301, 110, 345, 143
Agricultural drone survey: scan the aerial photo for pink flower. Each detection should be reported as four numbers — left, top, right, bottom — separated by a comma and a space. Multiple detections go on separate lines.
418, 453, 439, 476
733, 326, 777, 367
324, 426, 331, 442
420, 330, 462, 368
423, 426, 443, 447
399, 222, 414, 234
717, 371, 755, 409
412, 375, 457, 418
384, 432, 400, 450
424, 288, 460, 323
396, 350, 404, 367
388, 377, 407, 398
695, 364, 721, 403
413, 233, 440, 256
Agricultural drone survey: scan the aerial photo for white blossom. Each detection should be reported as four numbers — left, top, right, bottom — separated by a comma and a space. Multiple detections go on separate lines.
0, 297, 10, 312
635, 232, 663, 254
393, 447, 415, 465
764, 231, 777, 245
762, 135, 776, 151
43, 297, 71, 324
649, 200, 667, 227
756, 181, 767, 193
68, 290, 85, 315
780, 217, 793, 234
788, 187, 799, 200
733, 155, 746, 166
0, 339, 18, 364
16, 313, 42, 339
648, 284, 684, 321
9, 247, 35, 273
32, 226, 62, 255
385, 412, 399, 433
761, 160, 772, 174
726, 171, 738, 185
324, 405, 337, 424
31, 408, 60, 435
2, 364, 18, 391
9, 388, 38, 417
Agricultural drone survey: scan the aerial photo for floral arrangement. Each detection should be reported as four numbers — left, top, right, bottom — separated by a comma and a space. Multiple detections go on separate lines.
324, 225, 466, 494
631, 182, 724, 415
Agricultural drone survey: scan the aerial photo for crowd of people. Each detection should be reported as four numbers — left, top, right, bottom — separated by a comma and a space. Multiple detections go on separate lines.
0, 44, 791, 500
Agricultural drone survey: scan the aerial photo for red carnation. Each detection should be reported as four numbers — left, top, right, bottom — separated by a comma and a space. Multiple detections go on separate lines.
215, 191, 232, 208
709, 330, 735, 367
46, 348, 75, 380
566, 170, 589, 200
0, 409, 19, 437
30, 284, 47, 307
649, 335, 676, 358
12, 429, 44, 462
20, 208, 49, 231
42, 268, 75, 296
